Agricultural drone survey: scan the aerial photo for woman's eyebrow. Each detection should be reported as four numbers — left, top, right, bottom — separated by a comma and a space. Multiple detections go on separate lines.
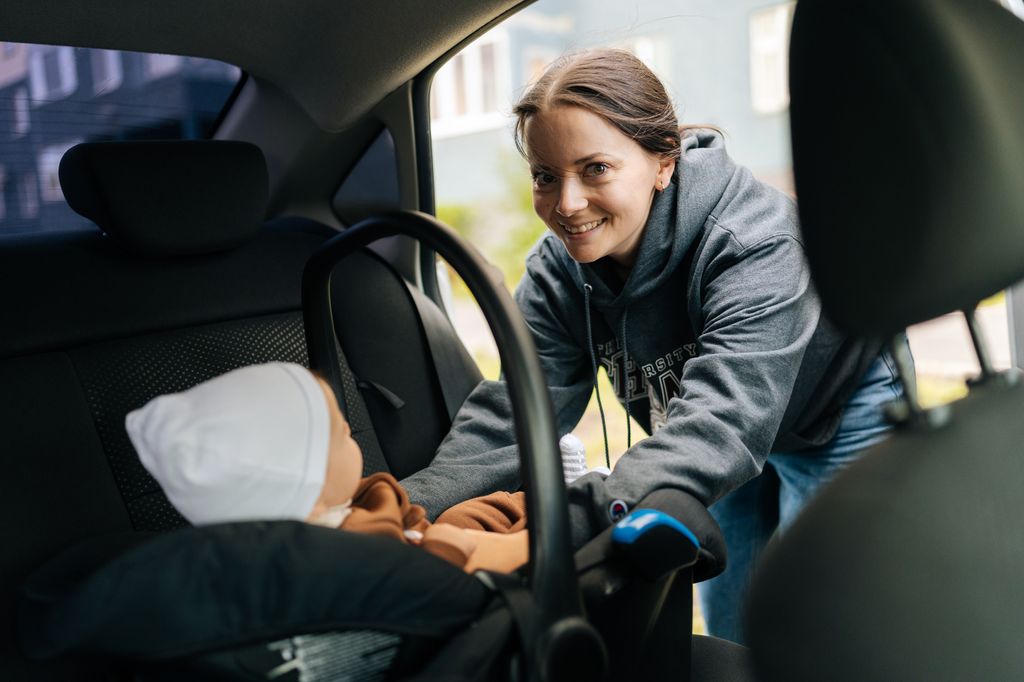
574, 152, 619, 165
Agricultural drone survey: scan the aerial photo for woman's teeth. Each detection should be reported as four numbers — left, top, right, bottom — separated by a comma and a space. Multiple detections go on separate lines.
561, 218, 605, 235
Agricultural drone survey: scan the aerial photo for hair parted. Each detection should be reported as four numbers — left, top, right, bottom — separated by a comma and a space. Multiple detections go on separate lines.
513, 48, 704, 163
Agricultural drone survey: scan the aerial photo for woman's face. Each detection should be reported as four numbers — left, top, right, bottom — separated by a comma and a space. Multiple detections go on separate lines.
524, 105, 675, 268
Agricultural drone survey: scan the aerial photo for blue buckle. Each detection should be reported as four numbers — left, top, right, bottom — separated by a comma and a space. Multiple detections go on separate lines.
611, 509, 699, 549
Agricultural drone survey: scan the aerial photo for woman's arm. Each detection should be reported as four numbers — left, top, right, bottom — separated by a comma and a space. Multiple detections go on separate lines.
400, 257, 593, 520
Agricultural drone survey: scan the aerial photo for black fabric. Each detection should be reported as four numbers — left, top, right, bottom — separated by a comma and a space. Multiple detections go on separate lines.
790, 0, 1024, 334
152, 629, 405, 682
0, 218, 331, 361
407, 605, 517, 682
0, 356, 134, 682
71, 312, 312, 531
329, 250, 457, 479
690, 636, 755, 682
747, 378, 1024, 681
17, 522, 492, 663
331, 336, 390, 477
59, 141, 268, 258
404, 279, 483, 423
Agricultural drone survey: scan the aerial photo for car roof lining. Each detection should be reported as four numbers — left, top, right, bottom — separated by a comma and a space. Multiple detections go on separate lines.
0, 0, 526, 133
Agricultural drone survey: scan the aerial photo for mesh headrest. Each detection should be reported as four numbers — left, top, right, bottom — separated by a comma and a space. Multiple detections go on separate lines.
791, 0, 1024, 335
60, 141, 269, 258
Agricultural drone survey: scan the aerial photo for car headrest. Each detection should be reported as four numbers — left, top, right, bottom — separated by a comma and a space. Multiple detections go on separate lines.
60, 140, 269, 258
790, 0, 1024, 335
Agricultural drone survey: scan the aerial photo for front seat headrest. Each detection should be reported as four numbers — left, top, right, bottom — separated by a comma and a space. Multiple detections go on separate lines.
790, 0, 1024, 335
60, 140, 269, 258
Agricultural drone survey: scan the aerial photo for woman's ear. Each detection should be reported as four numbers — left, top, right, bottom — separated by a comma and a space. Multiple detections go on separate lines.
656, 156, 676, 190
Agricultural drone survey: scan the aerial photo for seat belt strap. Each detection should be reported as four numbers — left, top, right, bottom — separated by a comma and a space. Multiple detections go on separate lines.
476, 571, 537, 673
331, 336, 390, 476
403, 280, 483, 423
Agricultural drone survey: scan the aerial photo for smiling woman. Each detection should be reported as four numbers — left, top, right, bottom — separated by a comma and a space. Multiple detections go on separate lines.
409, 46, 905, 646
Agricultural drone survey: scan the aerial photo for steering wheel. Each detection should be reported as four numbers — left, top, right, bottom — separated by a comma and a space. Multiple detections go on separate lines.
301, 210, 605, 682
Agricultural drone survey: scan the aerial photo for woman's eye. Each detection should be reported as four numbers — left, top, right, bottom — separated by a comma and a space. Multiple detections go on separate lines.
584, 162, 609, 177
532, 171, 556, 187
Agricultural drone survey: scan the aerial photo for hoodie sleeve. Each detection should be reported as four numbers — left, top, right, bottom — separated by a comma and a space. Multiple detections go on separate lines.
400, 255, 595, 520
566, 227, 821, 548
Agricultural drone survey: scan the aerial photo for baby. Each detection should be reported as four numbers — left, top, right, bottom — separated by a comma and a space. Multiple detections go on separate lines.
125, 362, 528, 573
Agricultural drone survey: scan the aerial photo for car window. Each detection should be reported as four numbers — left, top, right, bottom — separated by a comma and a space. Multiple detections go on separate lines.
429, 0, 1017, 454
0, 42, 241, 235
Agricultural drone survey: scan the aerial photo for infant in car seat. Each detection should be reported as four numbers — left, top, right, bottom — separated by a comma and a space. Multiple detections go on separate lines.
125, 362, 530, 573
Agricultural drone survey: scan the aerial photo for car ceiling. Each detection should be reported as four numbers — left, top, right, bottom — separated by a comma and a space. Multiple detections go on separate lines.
0, 0, 527, 132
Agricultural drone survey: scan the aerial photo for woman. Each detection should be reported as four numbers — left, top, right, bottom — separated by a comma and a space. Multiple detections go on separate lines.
401, 48, 902, 643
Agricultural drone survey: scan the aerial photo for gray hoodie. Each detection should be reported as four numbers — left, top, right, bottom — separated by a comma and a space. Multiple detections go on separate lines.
401, 130, 880, 548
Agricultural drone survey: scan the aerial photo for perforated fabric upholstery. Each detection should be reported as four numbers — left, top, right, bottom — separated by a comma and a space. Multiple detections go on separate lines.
71, 313, 309, 530
70, 312, 389, 531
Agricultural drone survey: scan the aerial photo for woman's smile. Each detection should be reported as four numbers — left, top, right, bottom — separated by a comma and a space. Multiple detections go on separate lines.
560, 217, 606, 236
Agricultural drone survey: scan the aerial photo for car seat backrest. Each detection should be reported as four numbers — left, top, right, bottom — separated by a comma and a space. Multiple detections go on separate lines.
787, 0, 1024, 337
0, 140, 466, 681
746, 1, 1024, 680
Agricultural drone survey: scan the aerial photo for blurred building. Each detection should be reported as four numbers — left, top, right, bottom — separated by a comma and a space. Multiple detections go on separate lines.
0, 43, 238, 234
431, 0, 798, 206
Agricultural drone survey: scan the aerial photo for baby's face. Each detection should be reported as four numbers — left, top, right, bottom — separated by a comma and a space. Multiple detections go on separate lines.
313, 376, 364, 508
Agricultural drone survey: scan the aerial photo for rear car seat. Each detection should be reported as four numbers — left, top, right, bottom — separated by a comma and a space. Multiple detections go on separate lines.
6, 139, 748, 682
0, 139, 475, 680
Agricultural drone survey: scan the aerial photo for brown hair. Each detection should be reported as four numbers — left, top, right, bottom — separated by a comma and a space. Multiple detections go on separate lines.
513, 48, 711, 163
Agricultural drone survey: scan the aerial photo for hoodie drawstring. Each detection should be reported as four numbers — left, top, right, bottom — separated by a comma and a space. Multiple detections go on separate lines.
583, 283, 611, 470
621, 308, 632, 449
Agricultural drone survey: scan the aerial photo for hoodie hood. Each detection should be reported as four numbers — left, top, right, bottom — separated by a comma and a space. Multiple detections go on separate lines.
574, 129, 737, 308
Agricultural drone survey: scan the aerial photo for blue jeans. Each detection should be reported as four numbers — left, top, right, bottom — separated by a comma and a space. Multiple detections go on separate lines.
696, 351, 904, 644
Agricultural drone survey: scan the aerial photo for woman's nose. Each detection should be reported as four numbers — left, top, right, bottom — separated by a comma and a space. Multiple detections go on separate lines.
555, 180, 588, 216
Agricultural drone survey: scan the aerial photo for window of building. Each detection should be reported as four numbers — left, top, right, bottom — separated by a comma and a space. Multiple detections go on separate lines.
0, 165, 6, 221
1002, 0, 1024, 18
619, 35, 672, 85
91, 49, 123, 95
144, 53, 184, 80
430, 31, 510, 139
523, 46, 559, 86
12, 87, 29, 136
29, 45, 78, 104
749, 3, 795, 115
38, 141, 80, 202
18, 172, 38, 219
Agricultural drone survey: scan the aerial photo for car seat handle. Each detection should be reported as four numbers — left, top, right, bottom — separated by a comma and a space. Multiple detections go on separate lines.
611, 509, 701, 582
302, 210, 584, 635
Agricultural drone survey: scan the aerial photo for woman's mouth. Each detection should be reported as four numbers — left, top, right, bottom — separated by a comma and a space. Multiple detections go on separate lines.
559, 218, 606, 235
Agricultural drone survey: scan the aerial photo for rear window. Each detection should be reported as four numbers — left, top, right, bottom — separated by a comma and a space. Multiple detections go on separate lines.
0, 42, 241, 235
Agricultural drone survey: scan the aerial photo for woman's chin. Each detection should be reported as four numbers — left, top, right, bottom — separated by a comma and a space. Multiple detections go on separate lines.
560, 241, 603, 264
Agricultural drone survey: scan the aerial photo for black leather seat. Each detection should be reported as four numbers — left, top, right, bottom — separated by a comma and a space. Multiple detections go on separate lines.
746, 0, 1024, 679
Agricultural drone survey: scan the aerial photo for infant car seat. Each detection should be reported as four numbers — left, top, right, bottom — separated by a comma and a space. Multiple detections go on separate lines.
14, 147, 750, 681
